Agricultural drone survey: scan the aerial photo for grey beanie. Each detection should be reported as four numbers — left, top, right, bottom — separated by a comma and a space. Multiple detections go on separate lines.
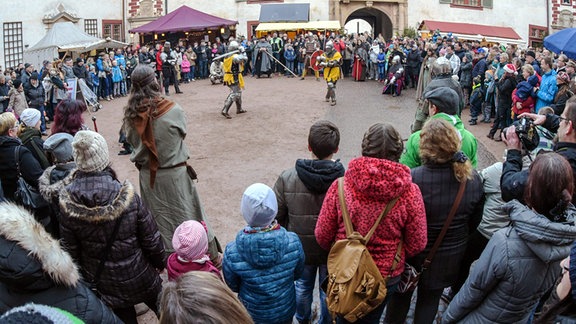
72, 130, 109, 172
43, 133, 74, 163
241, 183, 278, 227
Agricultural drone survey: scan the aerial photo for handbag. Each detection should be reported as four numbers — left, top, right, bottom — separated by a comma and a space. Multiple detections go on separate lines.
14, 146, 49, 210
87, 217, 122, 298
397, 180, 467, 293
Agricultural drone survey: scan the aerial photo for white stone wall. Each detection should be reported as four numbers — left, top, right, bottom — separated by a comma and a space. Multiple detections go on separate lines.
408, 0, 547, 46
0, 0, 122, 67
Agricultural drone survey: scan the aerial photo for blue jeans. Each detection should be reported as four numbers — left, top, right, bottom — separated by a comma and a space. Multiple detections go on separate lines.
199, 60, 207, 79
190, 66, 196, 80
286, 61, 295, 76
295, 265, 331, 324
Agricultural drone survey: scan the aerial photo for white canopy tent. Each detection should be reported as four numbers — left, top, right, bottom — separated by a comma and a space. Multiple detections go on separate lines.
25, 22, 127, 68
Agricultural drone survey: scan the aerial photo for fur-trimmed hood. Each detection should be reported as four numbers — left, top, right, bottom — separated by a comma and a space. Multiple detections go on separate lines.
38, 164, 76, 201
59, 171, 135, 223
0, 203, 79, 288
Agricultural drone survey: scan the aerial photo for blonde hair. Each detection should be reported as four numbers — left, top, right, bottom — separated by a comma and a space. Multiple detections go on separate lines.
522, 64, 534, 76
0, 112, 17, 136
159, 271, 254, 324
419, 119, 472, 182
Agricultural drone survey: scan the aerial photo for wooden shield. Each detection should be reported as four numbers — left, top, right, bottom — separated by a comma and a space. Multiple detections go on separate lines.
311, 50, 325, 71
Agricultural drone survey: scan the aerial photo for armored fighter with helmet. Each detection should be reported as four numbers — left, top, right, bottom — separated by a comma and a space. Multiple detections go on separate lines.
300, 35, 320, 81
221, 41, 248, 119
160, 41, 183, 96
316, 41, 342, 106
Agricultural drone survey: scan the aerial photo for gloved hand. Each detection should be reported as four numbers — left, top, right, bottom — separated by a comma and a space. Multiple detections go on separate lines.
238, 46, 245, 53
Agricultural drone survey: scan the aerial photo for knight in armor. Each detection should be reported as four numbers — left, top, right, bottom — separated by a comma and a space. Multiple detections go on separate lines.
300, 35, 320, 81
160, 41, 183, 96
221, 41, 248, 119
317, 41, 342, 106
210, 58, 224, 85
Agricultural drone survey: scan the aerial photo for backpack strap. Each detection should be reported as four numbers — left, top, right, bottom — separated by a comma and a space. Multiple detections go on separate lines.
337, 177, 354, 238
337, 177, 400, 243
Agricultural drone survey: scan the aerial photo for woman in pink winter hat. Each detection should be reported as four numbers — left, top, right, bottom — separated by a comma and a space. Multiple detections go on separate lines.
167, 220, 221, 281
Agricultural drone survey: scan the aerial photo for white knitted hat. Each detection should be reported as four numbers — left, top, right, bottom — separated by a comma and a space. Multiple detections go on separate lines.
241, 183, 278, 227
20, 108, 41, 128
72, 130, 109, 172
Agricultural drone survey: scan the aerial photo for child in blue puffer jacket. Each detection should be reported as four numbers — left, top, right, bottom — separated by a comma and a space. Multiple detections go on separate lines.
223, 183, 304, 324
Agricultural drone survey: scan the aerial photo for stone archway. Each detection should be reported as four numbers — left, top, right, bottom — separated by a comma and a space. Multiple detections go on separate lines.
330, 1, 407, 40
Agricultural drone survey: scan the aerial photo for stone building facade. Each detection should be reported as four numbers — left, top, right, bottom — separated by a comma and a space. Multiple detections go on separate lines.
0, 0, 573, 68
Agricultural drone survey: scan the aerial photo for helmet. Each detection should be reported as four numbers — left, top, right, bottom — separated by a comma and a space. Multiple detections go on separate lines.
431, 57, 452, 77
325, 41, 334, 51
228, 41, 239, 52
392, 55, 401, 64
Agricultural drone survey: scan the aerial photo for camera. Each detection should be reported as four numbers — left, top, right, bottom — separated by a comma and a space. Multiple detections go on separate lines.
503, 117, 539, 152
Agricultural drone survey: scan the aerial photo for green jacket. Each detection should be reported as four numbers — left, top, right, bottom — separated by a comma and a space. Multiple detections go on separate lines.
400, 113, 478, 168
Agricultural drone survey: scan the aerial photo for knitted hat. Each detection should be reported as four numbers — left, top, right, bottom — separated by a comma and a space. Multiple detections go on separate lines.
504, 63, 516, 74
20, 108, 41, 128
526, 50, 536, 59
72, 130, 109, 172
0, 303, 83, 324
44, 133, 74, 163
570, 242, 576, 300
172, 220, 208, 261
30, 72, 39, 80
241, 183, 278, 227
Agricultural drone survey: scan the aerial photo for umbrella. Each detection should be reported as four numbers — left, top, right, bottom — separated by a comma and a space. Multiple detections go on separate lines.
543, 28, 576, 60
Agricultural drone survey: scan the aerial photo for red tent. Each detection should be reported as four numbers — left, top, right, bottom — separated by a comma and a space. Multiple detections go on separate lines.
129, 5, 237, 34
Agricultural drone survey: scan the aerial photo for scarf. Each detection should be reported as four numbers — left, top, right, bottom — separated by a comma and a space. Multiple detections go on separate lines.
132, 97, 175, 188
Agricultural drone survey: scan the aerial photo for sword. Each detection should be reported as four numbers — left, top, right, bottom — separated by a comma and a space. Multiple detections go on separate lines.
262, 50, 299, 78
212, 50, 240, 62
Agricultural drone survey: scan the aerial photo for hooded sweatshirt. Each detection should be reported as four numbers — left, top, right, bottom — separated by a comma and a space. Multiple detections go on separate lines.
315, 156, 428, 279
443, 200, 576, 323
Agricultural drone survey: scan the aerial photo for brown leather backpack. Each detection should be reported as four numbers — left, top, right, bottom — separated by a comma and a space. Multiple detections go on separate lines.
325, 178, 401, 322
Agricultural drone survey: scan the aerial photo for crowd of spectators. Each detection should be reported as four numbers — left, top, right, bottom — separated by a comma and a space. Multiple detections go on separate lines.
1, 29, 576, 324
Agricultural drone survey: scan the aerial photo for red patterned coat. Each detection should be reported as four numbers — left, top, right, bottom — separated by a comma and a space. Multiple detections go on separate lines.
315, 156, 427, 278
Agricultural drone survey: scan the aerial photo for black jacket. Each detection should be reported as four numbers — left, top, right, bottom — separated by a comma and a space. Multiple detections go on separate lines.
24, 82, 45, 108
0, 136, 43, 200
496, 74, 517, 113
19, 127, 50, 169
273, 159, 345, 265
59, 170, 166, 308
0, 83, 10, 112
410, 164, 484, 289
0, 202, 121, 324
501, 114, 576, 204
